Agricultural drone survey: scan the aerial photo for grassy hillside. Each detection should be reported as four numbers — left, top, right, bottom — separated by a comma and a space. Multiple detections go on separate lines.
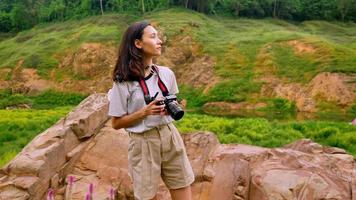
0, 14, 136, 78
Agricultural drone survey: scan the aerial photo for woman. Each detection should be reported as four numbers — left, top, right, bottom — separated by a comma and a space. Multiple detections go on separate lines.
108, 20, 195, 200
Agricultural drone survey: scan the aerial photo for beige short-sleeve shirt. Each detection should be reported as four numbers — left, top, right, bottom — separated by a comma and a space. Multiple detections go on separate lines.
107, 65, 179, 133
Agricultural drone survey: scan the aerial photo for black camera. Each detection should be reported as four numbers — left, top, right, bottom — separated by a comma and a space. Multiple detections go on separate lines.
152, 94, 184, 120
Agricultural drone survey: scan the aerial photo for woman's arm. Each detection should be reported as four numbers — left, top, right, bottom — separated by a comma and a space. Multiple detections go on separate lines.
111, 109, 146, 130
111, 98, 165, 130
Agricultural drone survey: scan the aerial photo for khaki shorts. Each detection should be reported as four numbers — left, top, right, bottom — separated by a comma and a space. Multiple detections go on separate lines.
127, 122, 195, 200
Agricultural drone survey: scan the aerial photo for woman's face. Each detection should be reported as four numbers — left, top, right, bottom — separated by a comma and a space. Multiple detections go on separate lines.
135, 25, 162, 57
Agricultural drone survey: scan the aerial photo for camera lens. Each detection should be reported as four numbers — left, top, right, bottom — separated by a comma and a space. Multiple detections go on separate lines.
166, 101, 184, 120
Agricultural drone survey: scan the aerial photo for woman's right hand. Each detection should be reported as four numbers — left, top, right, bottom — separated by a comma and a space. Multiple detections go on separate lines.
141, 98, 165, 116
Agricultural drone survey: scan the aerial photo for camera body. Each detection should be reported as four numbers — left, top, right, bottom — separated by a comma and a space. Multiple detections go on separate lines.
151, 94, 184, 120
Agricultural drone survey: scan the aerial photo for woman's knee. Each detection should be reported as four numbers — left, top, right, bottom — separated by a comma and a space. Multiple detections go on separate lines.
169, 186, 192, 200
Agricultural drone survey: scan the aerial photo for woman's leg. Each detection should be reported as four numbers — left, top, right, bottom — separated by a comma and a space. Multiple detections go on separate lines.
169, 186, 192, 200
150, 194, 158, 200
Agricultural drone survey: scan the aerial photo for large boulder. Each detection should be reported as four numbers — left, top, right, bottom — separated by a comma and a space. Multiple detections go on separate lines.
0, 93, 355, 200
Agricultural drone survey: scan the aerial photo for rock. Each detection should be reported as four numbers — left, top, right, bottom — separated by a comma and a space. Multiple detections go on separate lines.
204, 155, 250, 200
63, 93, 109, 139
273, 83, 317, 112
249, 146, 353, 200
63, 120, 133, 200
1, 93, 354, 200
0, 185, 30, 200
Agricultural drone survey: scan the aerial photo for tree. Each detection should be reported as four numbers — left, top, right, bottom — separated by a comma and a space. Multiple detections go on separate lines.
0, 12, 12, 32
140, 0, 145, 13
300, 0, 337, 21
337, 0, 354, 21
100, 0, 104, 15
49, 0, 65, 20
10, 3, 33, 31
229, 0, 251, 17
80, 0, 93, 17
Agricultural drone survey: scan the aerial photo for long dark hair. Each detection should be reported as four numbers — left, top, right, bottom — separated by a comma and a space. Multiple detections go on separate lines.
112, 20, 151, 82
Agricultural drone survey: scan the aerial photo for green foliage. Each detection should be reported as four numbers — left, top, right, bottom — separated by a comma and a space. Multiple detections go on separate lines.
177, 84, 208, 108
1, 0, 356, 33
0, 12, 11, 32
0, 89, 88, 109
38, 0, 66, 22
268, 98, 296, 112
10, 2, 35, 31
174, 112, 356, 156
327, 131, 356, 152
207, 76, 261, 103
348, 104, 356, 115
315, 127, 339, 139
31, 90, 88, 109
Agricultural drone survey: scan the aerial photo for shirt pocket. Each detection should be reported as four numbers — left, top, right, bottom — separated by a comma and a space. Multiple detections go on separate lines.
128, 86, 146, 107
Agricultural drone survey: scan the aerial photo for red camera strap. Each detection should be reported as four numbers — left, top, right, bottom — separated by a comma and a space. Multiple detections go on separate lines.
138, 64, 169, 104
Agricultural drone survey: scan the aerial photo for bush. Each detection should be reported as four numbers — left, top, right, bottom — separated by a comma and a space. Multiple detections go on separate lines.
269, 98, 296, 112
0, 89, 88, 109
0, 92, 33, 109
348, 104, 356, 115
315, 127, 339, 139
177, 84, 209, 108
0, 132, 17, 142
31, 89, 88, 109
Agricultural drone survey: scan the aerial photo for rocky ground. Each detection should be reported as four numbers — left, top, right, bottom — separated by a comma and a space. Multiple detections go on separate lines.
0, 94, 354, 200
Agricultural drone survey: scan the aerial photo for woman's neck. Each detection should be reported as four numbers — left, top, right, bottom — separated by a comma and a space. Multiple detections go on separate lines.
143, 56, 153, 75
143, 56, 153, 68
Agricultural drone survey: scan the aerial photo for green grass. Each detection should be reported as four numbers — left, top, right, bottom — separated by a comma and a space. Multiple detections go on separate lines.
272, 43, 321, 82
177, 84, 209, 109
0, 89, 88, 109
174, 112, 356, 156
